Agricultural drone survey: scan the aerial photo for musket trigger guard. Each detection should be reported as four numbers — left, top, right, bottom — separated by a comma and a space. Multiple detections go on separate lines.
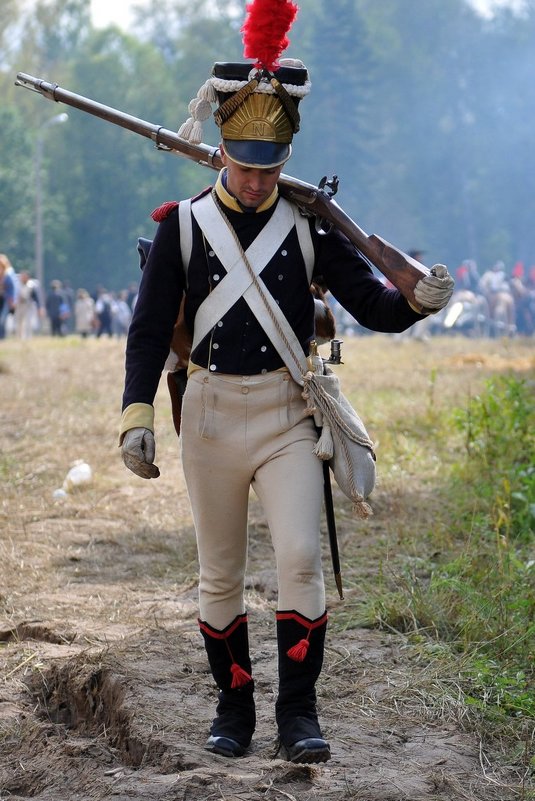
314, 216, 332, 235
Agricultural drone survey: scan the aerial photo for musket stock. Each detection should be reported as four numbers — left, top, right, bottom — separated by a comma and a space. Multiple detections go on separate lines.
16, 72, 433, 311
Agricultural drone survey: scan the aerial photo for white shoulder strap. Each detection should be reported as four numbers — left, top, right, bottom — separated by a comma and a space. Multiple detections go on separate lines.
180, 195, 314, 286
178, 198, 193, 285
292, 206, 314, 283
191, 193, 296, 348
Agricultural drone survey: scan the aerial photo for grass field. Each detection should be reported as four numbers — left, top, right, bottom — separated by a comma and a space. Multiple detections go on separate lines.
0, 332, 533, 800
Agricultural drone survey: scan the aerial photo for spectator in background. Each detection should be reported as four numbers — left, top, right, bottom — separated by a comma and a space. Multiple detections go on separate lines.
510, 262, 535, 336
14, 271, 41, 339
455, 259, 482, 294
45, 279, 69, 336
126, 282, 138, 311
479, 260, 516, 336
95, 287, 114, 338
62, 279, 76, 333
74, 288, 96, 338
449, 259, 490, 336
113, 290, 132, 336
0, 254, 18, 339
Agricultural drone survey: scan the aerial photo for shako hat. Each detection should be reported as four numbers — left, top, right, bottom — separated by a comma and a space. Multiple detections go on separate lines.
178, 0, 310, 168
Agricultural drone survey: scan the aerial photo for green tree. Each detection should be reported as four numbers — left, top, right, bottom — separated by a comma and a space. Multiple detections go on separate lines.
294, 0, 377, 204
0, 106, 35, 267
5, 0, 535, 292
0, 0, 21, 74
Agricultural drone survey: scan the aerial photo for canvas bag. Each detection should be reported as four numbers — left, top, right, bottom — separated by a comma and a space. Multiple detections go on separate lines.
302, 366, 376, 518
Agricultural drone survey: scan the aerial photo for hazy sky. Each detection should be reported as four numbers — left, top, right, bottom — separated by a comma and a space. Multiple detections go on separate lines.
90, 0, 527, 29
91, 0, 136, 29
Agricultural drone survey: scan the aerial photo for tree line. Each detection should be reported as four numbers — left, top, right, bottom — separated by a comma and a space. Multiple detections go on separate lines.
1, 0, 534, 293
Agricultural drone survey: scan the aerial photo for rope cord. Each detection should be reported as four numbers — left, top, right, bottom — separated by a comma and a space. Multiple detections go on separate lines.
210, 76, 311, 98
304, 374, 374, 450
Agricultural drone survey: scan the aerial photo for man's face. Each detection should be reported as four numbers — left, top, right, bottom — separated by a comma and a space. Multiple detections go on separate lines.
220, 146, 283, 209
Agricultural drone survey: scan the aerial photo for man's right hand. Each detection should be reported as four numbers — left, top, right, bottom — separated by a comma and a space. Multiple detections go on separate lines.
121, 427, 160, 479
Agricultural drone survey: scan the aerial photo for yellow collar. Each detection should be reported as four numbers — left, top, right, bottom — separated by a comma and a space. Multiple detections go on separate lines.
214, 169, 279, 213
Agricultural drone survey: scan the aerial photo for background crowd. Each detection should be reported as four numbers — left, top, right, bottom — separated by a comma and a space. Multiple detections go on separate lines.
1, 251, 534, 343
0, 254, 138, 340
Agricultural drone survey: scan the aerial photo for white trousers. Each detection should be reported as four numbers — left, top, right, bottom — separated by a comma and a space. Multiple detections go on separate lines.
181, 369, 326, 630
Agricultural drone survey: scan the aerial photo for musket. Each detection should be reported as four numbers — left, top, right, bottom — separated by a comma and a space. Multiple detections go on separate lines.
16, 72, 436, 313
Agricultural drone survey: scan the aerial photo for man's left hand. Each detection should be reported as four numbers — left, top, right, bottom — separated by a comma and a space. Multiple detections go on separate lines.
121, 427, 160, 479
414, 264, 455, 312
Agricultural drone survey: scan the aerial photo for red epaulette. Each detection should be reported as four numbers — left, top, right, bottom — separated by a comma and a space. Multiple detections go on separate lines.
151, 201, 179, 222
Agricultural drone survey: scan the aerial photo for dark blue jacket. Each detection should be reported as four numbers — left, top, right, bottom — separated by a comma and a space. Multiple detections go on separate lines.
123, 189, 422, 411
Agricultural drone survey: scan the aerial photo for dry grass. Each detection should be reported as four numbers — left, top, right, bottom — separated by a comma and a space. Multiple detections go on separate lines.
0, 333, 533, 800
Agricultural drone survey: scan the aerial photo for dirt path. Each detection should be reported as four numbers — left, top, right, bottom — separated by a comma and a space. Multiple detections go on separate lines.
1, 336, 530, 801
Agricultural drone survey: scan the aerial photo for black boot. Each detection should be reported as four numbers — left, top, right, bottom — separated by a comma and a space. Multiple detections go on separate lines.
275, 610, 331, 764
200, 613, 256, 757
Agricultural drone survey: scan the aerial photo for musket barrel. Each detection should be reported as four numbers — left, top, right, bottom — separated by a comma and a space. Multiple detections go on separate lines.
15, 72, 223, 169
15, 72, 440, 311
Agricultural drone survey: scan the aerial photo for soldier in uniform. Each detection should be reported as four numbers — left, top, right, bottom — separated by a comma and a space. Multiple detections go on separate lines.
120, 1, 452, 764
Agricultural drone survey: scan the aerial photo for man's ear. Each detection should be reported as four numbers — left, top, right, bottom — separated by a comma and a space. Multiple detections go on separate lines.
219, 143, 227, 165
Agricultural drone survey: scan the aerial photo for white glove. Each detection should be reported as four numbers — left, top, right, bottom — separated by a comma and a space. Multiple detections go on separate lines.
414, 264, 455, 312
121, 427, 160, 479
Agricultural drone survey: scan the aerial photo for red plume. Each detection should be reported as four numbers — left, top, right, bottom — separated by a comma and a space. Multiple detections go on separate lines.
241, 0, 299, 72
